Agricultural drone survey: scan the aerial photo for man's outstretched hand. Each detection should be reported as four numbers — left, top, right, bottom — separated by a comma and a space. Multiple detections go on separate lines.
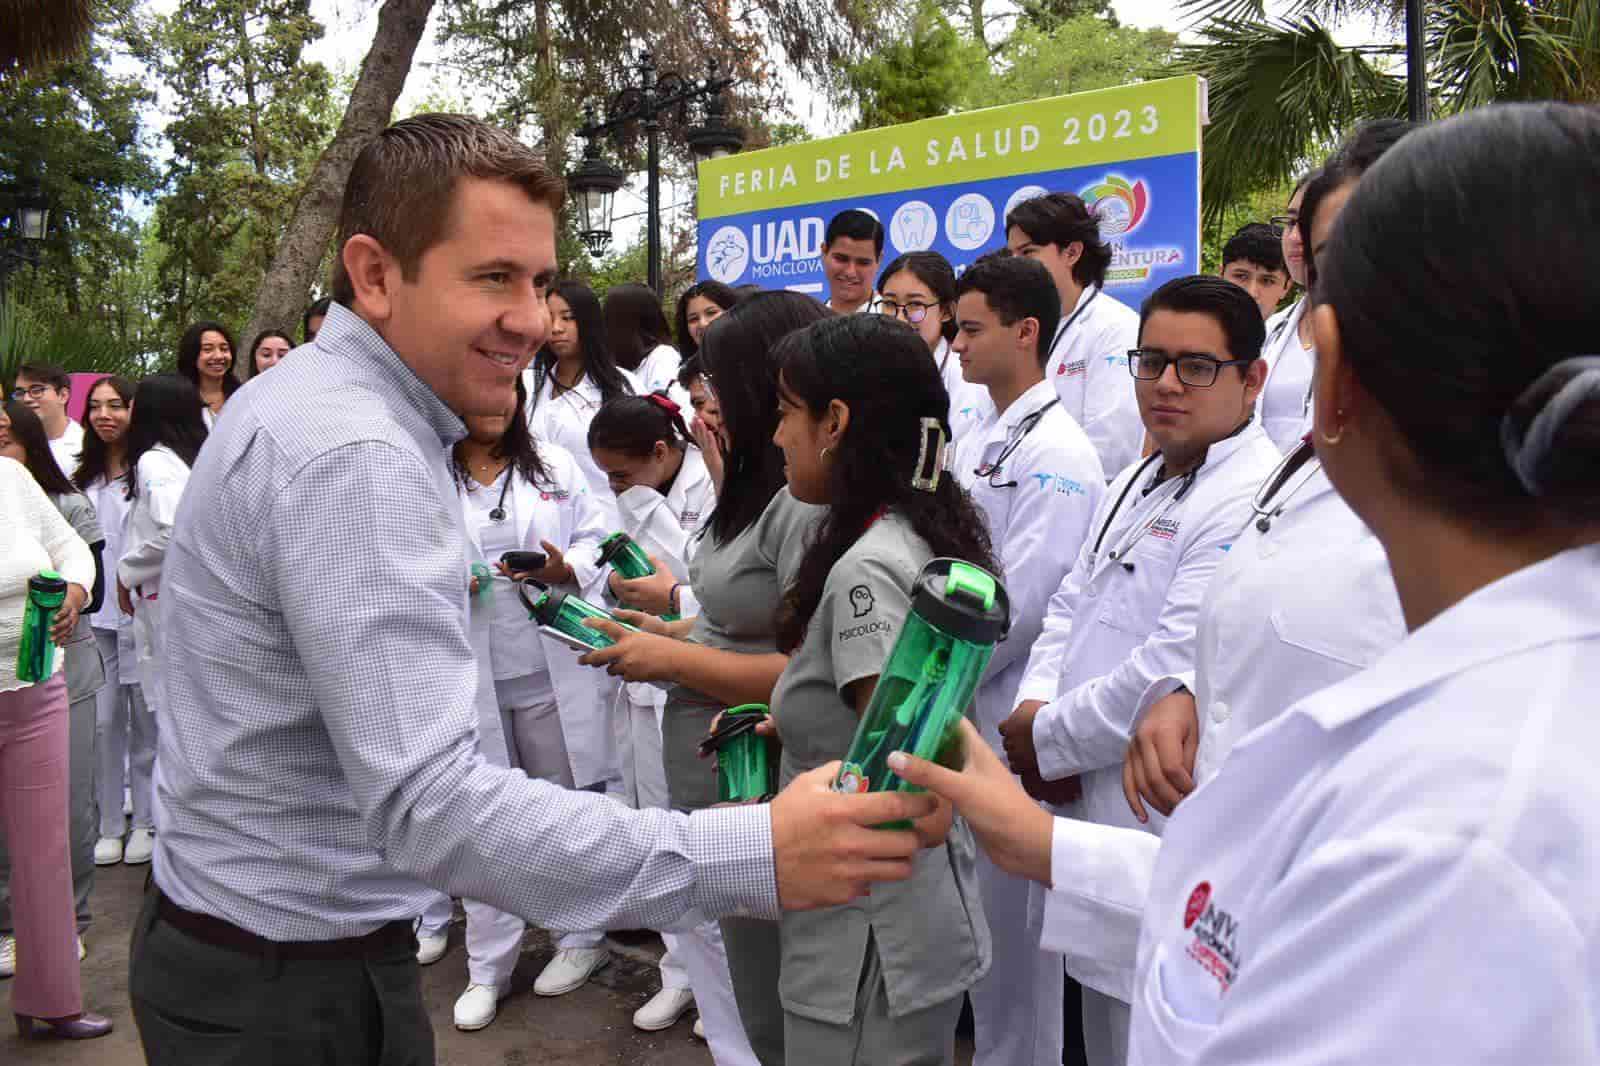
770, 762, 938, 910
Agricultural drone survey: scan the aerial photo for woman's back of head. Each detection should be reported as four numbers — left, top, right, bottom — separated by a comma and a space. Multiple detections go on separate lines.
1319, 102, 1600, 528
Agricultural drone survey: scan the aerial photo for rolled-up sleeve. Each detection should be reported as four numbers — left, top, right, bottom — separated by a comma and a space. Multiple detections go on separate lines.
264, 441, 779, 931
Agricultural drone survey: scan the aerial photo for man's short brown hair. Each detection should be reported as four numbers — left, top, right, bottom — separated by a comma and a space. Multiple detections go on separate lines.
330, 113, 565, 305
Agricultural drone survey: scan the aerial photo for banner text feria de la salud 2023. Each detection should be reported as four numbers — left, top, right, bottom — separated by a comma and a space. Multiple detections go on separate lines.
695, 75, 1207, 315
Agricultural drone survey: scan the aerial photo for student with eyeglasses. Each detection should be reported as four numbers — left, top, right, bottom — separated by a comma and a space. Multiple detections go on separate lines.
876, 250, 989, 443
948, 255, 1106, 1066
997, 276, 1281, 1065
11, 362, 83, 475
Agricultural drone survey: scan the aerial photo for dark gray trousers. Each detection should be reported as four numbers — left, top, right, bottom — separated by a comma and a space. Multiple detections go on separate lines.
130, 883, 435, 1066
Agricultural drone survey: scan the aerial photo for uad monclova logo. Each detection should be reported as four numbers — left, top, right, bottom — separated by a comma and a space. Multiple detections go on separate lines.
1081, 174, 1150, 238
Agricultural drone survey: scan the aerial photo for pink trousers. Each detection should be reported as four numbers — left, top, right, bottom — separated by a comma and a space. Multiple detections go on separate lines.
0, 673, 81, 1019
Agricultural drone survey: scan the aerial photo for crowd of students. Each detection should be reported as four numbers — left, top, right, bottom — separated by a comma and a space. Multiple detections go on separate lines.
0, 99, 1595, 1066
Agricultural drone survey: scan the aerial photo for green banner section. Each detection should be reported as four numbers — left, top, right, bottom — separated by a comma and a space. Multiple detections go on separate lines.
698, 75, 1204, 220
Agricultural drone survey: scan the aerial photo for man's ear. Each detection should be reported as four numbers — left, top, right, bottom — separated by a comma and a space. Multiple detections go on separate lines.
340, 234, 397, 324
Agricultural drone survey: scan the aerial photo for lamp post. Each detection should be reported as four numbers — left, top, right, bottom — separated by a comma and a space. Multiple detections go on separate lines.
566, 55, 744, 294
1405, 0, 1428, 121
0, 181, 51, 312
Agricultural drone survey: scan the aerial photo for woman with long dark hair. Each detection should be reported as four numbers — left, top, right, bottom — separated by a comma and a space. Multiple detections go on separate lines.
0, 407, 109, 1039
176, 321, 238, 427
116, 374, 206, 864
876, 250, 989, 443
419, 374, 615, 1032
525, 281, 635, 526
246, 329, 293, 377
578, 291, 833, 1065
605, 282, 680, 395
73, 377, 155, 869
757, 313, 994, 1062
674, 280, 742, 362
0, 400, 108, 998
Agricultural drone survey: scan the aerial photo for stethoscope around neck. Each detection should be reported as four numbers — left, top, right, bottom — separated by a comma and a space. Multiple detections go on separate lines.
1090, 453, 1199, 570
481, 466, 512, 522
1250, 438, 1318, 534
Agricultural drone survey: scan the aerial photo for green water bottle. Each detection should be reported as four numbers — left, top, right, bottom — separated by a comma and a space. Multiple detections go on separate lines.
470, 562, 494, 601
698, 704, 778, 803
598, 531, 680, 621
16, 570, 68, 685
834, 559, 1010, 803
515, 579, 639, 652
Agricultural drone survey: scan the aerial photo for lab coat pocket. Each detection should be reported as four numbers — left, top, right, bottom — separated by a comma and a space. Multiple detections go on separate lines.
1099, 539, 1177, 637
1268, 551, 1395, 671
1138, 939, 1219, 1062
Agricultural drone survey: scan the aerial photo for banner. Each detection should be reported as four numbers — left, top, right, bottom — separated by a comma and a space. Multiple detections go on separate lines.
695, 75, 1205, 312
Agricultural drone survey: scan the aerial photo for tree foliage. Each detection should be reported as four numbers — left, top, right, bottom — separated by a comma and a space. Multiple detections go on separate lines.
846, 4, 980, 128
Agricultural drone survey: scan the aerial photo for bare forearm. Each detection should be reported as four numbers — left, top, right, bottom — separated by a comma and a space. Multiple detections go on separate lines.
669, 645, 789, 708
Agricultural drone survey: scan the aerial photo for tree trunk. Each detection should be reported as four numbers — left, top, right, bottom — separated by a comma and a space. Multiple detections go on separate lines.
242, 0, 435, 347
968, 0, 985, 49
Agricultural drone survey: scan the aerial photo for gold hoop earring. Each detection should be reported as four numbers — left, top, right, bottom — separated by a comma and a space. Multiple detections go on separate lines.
819, 446, 831, 462
1317, 411, 1347, 447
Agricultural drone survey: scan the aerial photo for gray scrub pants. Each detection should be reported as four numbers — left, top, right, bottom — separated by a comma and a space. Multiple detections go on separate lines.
783, 935, 964, 1066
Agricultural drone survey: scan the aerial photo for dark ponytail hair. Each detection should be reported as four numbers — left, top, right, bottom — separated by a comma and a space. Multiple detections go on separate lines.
125, 373, 208, 498
177, 320, 240, 397
2, 400, 77, 496
773, 314, 997, 653
530, 281, 633, 409
698, 291, 834, 543
75, 374, 136, 490
588, 392, 696, 459
674, 280, 743, 360
451, 373, 551, 489
877, 251, 959, 342
1319, 102, 1600, 528
603, 282, 673, 373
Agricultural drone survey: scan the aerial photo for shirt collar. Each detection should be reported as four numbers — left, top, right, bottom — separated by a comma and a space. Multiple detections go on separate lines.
1292, 543, 1600, 733
315, 302, 467, 449
998, 378, 1059, 431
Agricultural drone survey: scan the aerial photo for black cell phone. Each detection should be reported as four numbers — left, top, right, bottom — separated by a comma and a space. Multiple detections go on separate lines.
500, 550, 547, 573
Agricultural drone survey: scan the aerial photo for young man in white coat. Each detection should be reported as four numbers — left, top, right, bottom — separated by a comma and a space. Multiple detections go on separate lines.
1005, 193, 1143, 478
950, 254, 1107, 1065
999, 276, 1282, 1065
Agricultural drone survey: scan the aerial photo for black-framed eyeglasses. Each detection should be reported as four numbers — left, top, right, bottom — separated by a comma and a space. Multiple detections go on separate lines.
878, 299, 937, 325
10, 384, 54, 400
1268, 214, 1297, 231
1128, 349, 1253, 388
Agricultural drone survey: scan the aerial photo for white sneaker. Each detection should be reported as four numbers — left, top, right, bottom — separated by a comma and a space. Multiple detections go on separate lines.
0, 934, 13, 979
78, 935, 86, 961
123, 828, 156, 865
94, 836, 124, 866
453, 982, 504, 1031
534, 946, 610, 996
693, 1017, 706, 1040
633, 986, 695, 1031
415, 929, 449, 965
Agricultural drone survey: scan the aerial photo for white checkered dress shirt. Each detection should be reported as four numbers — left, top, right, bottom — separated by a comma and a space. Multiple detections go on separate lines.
151, 303, 777, 940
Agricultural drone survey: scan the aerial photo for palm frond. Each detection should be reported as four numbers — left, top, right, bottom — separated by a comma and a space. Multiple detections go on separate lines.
1429, 0, 1584, 107
1176, 0, 1403, 34
0, 0, 94, 76
1174, 17, 1404, 224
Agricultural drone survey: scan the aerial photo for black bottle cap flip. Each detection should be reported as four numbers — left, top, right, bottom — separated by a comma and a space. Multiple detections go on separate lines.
910, 558, 1011, 645
29, 572, 68, 597
515, 579, 565, 625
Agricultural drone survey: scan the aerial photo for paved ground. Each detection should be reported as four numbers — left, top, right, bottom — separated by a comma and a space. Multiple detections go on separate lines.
4, 861, 977, 1064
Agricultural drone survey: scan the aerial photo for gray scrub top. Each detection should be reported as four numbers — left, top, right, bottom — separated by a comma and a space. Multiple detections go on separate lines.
662, 488, 820, 810
771, 513, 991, 1025
51, 491, 107, 702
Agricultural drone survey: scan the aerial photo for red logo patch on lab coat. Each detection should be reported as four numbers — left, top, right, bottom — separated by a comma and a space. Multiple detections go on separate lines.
1184, 882, 1211, 929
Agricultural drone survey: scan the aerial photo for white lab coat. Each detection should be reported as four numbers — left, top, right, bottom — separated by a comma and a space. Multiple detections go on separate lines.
522, 365, 640, 530
632, 342, 692, 410
954, 377, 1106, 1066
1125, 544, 1600, 1065
118, 445, 192, 667
1016, 422, 1281, 832
607, 445, 716, 711
1257, 299, 1314, 454
48, 419, 85, 481
1045, 285, 1143, 478
1041, 455, 1404, 1005
458, 442, 613, 788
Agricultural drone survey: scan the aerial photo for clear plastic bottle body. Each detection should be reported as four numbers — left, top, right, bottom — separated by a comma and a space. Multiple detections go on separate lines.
17, 571, 67, 684
517, 580, 638, 651
834, 559, 1009, 800
598, 531, 680, 621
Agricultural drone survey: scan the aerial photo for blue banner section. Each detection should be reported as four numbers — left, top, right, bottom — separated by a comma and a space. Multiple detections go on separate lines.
697, 150, 1199, 314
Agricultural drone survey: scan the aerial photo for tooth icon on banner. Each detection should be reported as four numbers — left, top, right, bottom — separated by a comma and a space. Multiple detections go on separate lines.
891, 201, 937, 252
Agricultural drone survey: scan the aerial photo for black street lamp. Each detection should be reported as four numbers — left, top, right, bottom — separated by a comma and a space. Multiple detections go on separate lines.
1404, 0, 1428, 122
0, 180, 51, 312
566, 54, 744, 294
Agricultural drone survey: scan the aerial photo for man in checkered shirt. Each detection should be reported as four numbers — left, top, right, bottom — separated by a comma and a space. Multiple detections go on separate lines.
128, 114, 938, 1066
